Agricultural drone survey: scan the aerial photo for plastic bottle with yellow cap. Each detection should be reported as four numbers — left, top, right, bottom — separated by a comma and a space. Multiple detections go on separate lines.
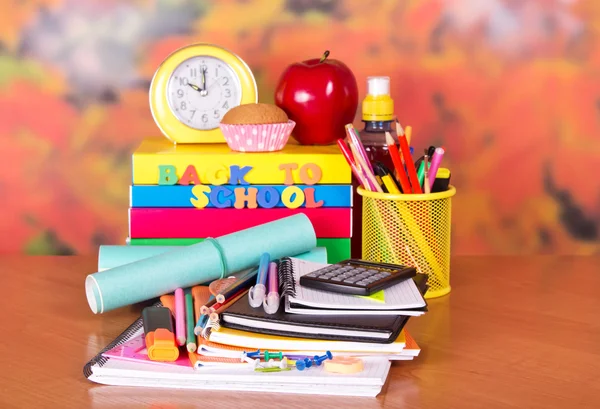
351, 76, 398, 258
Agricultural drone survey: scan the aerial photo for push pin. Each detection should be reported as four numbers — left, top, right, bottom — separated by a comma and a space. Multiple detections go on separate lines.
264, 357, 289, 369
264, 350, 283, 361
303, 357, 313, 368
312, 351, 333, 366
295, 360, 306, 371
245, 349, 261, 359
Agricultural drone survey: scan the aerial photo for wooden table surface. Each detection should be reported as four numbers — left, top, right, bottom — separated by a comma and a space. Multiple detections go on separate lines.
1, 255, 599, 408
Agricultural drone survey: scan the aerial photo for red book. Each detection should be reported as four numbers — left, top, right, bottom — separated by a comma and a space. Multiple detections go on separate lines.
129, 208, 352, 238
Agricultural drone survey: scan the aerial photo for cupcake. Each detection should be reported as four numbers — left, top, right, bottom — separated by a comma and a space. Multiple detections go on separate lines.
219, 103, 296, 152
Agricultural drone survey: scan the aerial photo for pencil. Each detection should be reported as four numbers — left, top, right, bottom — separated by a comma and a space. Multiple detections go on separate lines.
345, 124, 375, 175
174, 288, 186, 346
216, 268, 257, 303
337, 138, 371, 190
398, 124, 422, 193
200, 297, 218, 315
347, 137, 382, 193
185, 291, 196, 352
385, 131, 411, 193
209, 288, 249, 321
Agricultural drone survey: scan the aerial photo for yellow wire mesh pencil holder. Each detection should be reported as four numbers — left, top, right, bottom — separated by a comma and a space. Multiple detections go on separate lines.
358, 186, 456, 299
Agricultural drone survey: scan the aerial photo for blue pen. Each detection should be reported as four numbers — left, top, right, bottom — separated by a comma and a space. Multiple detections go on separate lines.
248, 253, 270, 308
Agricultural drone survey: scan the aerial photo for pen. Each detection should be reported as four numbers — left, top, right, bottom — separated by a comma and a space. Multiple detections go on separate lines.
374, 162, 400, 194
174, 288, 186, 346
248, 253, 270, 308
263, 262, 280, 314
427, 147, 445, 188
423, 150, 431, 194
398, 124, 422, 193
385, 131, 411, 193
336, 138, 371, 190
417, 160, 425, 188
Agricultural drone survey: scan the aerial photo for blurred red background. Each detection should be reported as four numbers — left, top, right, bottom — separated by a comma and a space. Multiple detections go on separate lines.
2, 0, 599, 255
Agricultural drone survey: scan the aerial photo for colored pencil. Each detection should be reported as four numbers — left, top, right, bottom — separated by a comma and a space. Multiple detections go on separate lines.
185, 291, 196, 352
385, 131, 411, 193
216, 268, 257, 303
174, 288, 186, 346
347, 136, 382, 193
337, 139, 371, 190
209, 287, 248, 317
209, 288, 249, 321
398, 124, 422, 193
345, 124, 375, 175
200, 296, 218, 315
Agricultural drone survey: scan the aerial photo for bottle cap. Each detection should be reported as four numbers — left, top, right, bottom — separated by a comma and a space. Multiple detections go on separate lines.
367, 76, 390, 96
362, 77, 394, 121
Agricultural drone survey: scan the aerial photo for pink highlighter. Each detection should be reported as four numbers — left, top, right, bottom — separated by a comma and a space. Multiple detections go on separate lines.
174, 288, 186, 346
428, 148, 445, 188
263, 262, 280, 314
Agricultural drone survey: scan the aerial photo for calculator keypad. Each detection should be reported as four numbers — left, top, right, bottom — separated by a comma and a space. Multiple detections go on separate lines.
299, 260, 417, 296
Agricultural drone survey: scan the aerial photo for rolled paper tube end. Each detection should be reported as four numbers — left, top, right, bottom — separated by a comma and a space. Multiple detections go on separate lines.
248, 284, 266, 308
85, 275, 102, 314
263, 292, 280, 314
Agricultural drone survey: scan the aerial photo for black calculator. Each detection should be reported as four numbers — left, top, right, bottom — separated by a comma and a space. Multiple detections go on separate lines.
299, 259, 417, 296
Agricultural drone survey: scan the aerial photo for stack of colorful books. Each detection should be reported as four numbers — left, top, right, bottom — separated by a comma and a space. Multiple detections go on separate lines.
127, 137, 353, 263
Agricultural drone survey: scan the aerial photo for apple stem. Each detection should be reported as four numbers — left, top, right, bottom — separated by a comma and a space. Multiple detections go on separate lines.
319, 50, 330, 63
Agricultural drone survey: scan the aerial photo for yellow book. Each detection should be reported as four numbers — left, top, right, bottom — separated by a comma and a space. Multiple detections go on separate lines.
209, 327, 407, 353
132, 137, 351, 185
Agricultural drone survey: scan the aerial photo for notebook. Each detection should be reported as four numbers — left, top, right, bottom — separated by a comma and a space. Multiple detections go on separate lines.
220, 270, 428, 343
208, 327, 408, 353
281, 258, 427, 315
84, 308, 392, 397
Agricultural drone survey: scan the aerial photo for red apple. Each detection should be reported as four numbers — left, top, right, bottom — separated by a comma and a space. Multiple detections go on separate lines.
275, 51, 358, 145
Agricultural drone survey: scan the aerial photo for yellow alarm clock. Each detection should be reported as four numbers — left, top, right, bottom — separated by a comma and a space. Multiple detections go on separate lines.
149, 43, 258, 143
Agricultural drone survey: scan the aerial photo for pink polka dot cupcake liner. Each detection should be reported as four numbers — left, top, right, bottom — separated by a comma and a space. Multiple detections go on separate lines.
219, 120, 296, 152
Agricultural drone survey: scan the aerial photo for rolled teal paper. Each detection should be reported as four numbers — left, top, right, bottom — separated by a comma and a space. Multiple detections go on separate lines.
293, 247, 327, 263
217, 213, 316, 273
98, 245, 180, 271
98, 245, 327, 270
85, 214, 316, 314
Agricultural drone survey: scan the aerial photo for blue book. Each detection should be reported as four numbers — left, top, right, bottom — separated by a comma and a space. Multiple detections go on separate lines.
130, 184, 352, 208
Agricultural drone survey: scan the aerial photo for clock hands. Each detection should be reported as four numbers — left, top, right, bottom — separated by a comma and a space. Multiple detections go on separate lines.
187, 83, 201, 92
187, 69, 208, 96
200, 67, 207, 94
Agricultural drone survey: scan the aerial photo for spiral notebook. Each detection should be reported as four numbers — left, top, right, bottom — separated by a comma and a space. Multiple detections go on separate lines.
220, 258, 428, 343
83, 305, 392, 397
279, 258, 428, 315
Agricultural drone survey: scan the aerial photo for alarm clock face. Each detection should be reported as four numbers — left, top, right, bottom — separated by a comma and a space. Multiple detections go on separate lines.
166, 56, 242, 130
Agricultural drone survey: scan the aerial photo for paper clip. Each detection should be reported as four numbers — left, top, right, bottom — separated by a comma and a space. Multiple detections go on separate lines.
255, 367, 292, 373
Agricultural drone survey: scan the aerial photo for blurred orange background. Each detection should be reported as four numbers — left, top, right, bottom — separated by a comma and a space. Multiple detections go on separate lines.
2, 0, 599, 255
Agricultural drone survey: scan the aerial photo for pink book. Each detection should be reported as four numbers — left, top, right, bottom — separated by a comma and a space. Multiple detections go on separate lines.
129, 208, 352, 238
